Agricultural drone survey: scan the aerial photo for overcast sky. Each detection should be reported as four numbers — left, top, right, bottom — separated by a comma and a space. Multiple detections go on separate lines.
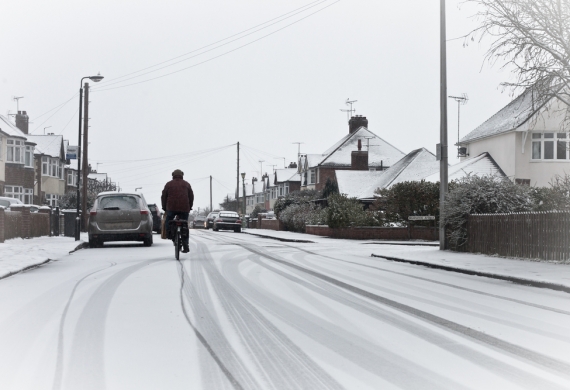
1, 0, 517, 212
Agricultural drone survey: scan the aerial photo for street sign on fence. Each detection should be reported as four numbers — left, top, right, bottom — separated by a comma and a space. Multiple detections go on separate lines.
408, 215, 435, 221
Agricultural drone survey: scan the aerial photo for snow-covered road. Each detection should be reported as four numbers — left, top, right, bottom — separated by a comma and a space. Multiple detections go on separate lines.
0, 230, 569, 390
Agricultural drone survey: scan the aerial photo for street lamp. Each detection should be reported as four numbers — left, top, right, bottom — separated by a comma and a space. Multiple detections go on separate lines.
76, 73, 104, 241
241, 172, 246, 217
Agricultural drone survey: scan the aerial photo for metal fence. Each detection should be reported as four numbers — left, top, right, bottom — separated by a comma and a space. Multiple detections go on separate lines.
467, 211, 570, 261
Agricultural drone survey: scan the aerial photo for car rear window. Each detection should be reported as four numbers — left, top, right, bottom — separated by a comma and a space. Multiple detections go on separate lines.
98, 195, 139, 210
0, 200, 10, 207
219, 212, 238, 218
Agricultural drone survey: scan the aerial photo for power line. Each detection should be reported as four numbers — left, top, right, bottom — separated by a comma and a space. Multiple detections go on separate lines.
95, 0, 327, 88
93, 1, 341, 92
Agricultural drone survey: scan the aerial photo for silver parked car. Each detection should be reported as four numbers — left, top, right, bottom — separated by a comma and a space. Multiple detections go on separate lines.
0, 196, 24, 210
88, 192, 153, 247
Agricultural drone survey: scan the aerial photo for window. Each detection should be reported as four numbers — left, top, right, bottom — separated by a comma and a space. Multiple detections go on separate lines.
67, 170, 77, 186
59, 162, 64, 179
532, 132, 569, 160
285, 182, 290, 195
309, 169, 316, 184
50, 158, 57, 177
42, 157, 48, 175
45, 194, 60, 207
5, 186, 23, 201
7, 139, 24, 163
24, 189, 33, 204
24, 146, 34, 167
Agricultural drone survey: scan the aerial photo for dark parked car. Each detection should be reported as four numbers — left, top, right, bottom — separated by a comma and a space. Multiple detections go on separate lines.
88, 192, 153, 247
212, 211, 242, 232
147, 203, 162, 233
192, 215, 206, 229
205, 212, 219, 229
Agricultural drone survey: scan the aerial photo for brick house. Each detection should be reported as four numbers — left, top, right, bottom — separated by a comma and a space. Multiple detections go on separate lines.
0, 113, 37, 203
26, 134, 69, 206
299, 115, 406, 192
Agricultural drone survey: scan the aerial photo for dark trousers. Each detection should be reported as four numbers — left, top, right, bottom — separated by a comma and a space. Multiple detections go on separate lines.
166, 211, 189, 245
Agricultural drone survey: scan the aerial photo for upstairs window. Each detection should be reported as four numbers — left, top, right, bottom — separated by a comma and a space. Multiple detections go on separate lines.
532, 132, 569, 160
25, 146, 34, 167
7, 139, 24, 164
42, 157, 49, 175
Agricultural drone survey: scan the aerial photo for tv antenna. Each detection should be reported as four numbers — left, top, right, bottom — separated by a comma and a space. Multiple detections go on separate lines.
363, 136, 375, 150
13, 96, 24, 111
341, 98, 357, 121
448, 94, 469, 157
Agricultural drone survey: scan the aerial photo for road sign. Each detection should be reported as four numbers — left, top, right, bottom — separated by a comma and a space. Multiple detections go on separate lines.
66, 145, 78, 160
408, 215, 435, 221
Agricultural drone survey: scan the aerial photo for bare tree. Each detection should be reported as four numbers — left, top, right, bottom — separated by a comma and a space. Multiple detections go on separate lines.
465, 0, 570, 107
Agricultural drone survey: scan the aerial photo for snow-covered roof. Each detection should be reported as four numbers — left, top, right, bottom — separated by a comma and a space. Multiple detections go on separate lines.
319, 127, 405, 168
335, 170, 386, 199
238, 183, 254, 197
88, 172, 108, 181
26, 134, 64, 158
372, 148, 439, 190
460, 88, 548, 144
274, 168, 299, 183
424, 152, 506, 182
0, 115, 28, 139
301, 154, 324, 169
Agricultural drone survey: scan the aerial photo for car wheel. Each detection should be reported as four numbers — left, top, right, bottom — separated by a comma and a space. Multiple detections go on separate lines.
234, 227, 241, 233
143, 234, 153, 247
89, 238, 98, 248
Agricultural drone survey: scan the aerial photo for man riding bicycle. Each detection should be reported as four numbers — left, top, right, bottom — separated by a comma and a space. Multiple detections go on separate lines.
162, 169, 194, 253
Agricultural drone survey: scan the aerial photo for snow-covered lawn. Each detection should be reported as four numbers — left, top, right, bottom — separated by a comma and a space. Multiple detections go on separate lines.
0, 235, 86, 279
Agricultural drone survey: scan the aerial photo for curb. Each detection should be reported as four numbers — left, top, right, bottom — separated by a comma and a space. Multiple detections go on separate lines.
0, 258, 52, 281
69, 242, 89, 253
243, 232, 315, 243
371, 254, 570, 294
363, 241, 439, 247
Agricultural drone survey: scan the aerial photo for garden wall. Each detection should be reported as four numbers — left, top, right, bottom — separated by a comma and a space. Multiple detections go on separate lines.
305, 225, 438, 241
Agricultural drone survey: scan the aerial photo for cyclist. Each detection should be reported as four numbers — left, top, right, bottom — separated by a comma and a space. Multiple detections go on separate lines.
161, 169, 194, 253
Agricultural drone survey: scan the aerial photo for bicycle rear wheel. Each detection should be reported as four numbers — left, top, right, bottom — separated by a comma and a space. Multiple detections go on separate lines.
175, 229, 180, 260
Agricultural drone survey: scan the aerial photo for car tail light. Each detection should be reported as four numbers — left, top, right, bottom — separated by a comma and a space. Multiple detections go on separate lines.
140, 210, 149, 215
236, 219, 242, 224
215, 218, 223, 222
90, 210, 97, 216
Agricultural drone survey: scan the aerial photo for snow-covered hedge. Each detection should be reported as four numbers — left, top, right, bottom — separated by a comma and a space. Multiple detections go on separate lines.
327, 193, 381, 228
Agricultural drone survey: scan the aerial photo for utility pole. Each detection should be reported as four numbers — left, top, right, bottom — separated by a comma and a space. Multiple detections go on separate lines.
210, 175, 212, 212
81, 83, 90, 231
236, 142, 240, 210
439, 0, 449, 250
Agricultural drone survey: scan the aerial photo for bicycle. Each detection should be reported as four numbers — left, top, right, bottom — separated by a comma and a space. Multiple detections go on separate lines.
169, 215, 189, 260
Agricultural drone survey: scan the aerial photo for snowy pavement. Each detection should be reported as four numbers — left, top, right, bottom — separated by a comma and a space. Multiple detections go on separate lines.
0, 230, 568, 389
245, 228, 570, 290
0, 234, 87, 279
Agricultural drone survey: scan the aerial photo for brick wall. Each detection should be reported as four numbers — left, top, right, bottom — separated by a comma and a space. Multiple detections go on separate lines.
305, 225, 438, 241
0, 208, 4, 243
259, 219, 282, 231
6, 164, 35, 188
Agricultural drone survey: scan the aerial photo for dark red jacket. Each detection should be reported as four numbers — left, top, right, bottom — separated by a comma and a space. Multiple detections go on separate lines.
161, 177, 194, 212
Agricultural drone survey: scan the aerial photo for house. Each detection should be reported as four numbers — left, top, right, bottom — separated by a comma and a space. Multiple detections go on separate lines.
270, 167, 300, 208
0, 112, 37, 204
26, 134, 68, 206
458, 88, 570, 187
423, 152, 506, 183
299, 115, 406, 191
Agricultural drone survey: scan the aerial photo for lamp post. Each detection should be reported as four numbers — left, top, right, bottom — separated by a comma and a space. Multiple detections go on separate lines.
76, 74, 104, 241
135, 187, 142, 192
241, 172, 246, 216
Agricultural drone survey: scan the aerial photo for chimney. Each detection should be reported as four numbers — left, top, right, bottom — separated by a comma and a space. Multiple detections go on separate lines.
288, 162, 297, 169
349, 115, 368, 134
15, 110, 29, 134
351, 139, 368, 170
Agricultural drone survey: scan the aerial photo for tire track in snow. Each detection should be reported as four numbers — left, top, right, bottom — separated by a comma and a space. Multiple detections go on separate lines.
52, 262, 117, 390
187, 237, 345, 390
288, 245, 570, 316
64, 258, 166, 390
236, 242, 570, 389
220, 253, 470, 390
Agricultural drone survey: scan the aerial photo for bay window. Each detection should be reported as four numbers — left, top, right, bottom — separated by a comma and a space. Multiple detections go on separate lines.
42, 157, 48, 175
25, 146, 34, 167
24, 189, 33, 204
